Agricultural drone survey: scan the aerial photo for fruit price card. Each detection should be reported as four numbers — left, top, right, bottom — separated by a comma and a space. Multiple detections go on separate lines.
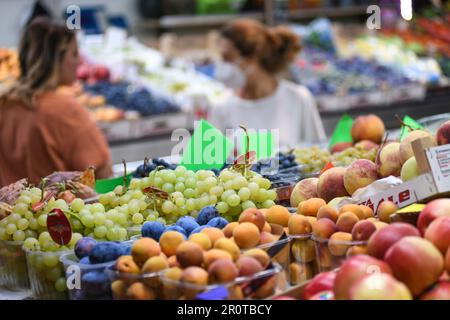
426, 144, 450, 193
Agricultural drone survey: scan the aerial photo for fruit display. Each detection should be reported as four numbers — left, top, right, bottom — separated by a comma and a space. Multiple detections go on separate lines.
133, 158, 177, 178
109, 208, 289, 300
293, 146, 331, 174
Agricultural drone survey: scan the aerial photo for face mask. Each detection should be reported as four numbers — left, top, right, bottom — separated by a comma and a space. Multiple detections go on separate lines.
215, 61, 246, 91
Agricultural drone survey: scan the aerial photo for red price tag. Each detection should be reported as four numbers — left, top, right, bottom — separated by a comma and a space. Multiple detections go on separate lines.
320, 162, 334, 176
47, 209, 72, 245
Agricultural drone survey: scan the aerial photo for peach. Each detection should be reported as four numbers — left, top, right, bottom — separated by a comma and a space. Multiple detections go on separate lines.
298, 198, 326, 217
111, 280, 128, 300
334, 254, 392, 300
116, 256, 140, 274
376, 200, 398, 223
291, 238, 315, 263
176, 242, 204, 268
290, 178, 319, 207
344, 159, 378, 195
316, 246, 333, 270
312, 218, 337, 239
243, 248, 270, 268
188, 233, 211, 251
336, 212, 359, 233
401, 156, 420, 181
233, 222, 260, 249
328, 232, 353, 256
238, 208, 265, 231
346, 245, 368, 257
399, 130, 436, 164
288, 214, 312, 235
317, 205, 339, 222
374, 221, 389, 230
354, 140, 378, 151
259, 232, 277, 245
131, 238, 161, 267
359, 205, 374, 219
208, 258, 238, 284
317, 167, 349, 203
417, 199, 450, 236
420, 281, 450, 300
127, 283, 156, 300
331, 142, 353, 154
213, 238, 240, 261
351, 114, 385, 144
167, 255, 179, 268
424, 216, 450, 255
159, 231, 185, 257
349, 273, 412, 300
339, 204, 366, 220
262, 222, 271, 233
203, 249, 232, 268
376, 142, 402, 178
367, 222, 420, 259
289, 262, 313, 285
222, 222, 239, 238
385, 236, 444, 296
351, 220, 376, 241
201, 227, 225, 246
436, 120, 450, 145
266, 205, 291, 227
235, 256, 263, 277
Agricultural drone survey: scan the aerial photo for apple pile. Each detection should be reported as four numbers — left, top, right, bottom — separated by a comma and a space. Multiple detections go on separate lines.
301, 198, 450, 300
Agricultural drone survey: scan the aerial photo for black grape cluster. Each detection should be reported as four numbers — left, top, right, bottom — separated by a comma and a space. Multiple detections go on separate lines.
84, 81, 180, 116
252, 152, 298, 174
133, 158, 177, 178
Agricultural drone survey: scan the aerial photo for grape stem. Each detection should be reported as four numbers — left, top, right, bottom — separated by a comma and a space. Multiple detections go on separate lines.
122, 159, 128, 194
395, 114, 415, 132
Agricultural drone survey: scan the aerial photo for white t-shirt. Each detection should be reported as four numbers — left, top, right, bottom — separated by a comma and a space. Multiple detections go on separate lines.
209, 80, 326, 148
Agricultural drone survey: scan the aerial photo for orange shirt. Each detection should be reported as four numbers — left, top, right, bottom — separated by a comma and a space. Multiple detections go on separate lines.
0, 91, 112, 186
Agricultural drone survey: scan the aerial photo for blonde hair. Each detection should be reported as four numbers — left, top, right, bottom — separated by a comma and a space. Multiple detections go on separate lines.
0, 18, 75, 107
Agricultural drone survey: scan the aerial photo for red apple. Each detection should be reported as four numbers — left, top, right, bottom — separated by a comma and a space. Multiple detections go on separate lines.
420, 281, 450, 300
417, 199, 450, 235
385, 236, 444, 296
436, 120, 450, 146
425, 216, 450, 255
367, 222, 420, 259
334, 254, 392, 300
303, 272, 336, 300
349, 273, 412, 300
309, 290, 335, 300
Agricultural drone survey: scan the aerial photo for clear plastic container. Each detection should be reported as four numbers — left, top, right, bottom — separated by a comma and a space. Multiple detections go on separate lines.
25, 249, 71, 300
127, 226, 141, 239
107, 267, 165, 300
0, 240, 29, 290
160, 263, 284, 300
60, 252, 115, 300
311, 235, 368, 273
289, 234, 318, 286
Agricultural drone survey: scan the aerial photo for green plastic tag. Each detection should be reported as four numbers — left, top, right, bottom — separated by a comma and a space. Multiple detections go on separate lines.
328, 114, 354, 149
240, 129, 275, 161
180, 119, 234, 171
400, 116, 425, 141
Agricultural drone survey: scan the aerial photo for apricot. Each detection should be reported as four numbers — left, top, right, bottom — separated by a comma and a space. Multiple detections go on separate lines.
233, 222, 260, 249
116, 255, 140, 274
176, 241, 204, 268
253, 274, 277, 299
305, 216, 318, 229
259, 232, 277, 245
376, 201, 398, 223
298, 198, 326, 217
346, 245, 368, 257
289, 262, 313, 285
359, 205, 374, 219
243, 248, 270, 268
131, 238, 161, 267
188, 233, 211, 251
312, 218, 337, 239
180, 266, 209, 299
317, 205, 339, 222
236, 256, 263, 277
336, 212, 359, 233
111, 280, 128, 300
208, 259, 238, 284
126, 282, 156, 300
203, 249, 233, 268
222, 222, 239, 238
328, 232, 353, 256
263, 222, 271, 233
213, 238, 240, 261
167, 255, 179, 268
288, 214, 312, 235
339, 204, 366, 220
201, 227, 225, 246
266, 205, 291, 227
159, 231, 185, 257
316, 245, 333, 271
238, 208, 265, 231
291, 238, 315, 263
